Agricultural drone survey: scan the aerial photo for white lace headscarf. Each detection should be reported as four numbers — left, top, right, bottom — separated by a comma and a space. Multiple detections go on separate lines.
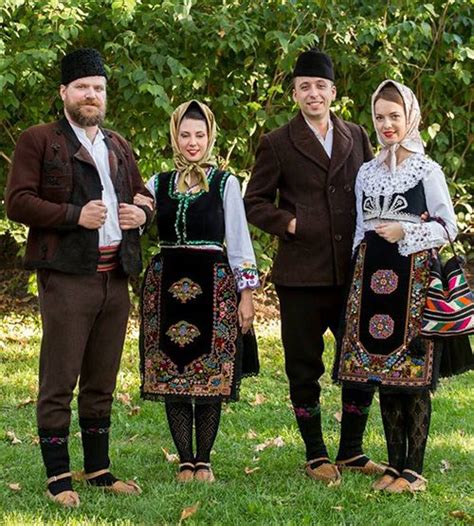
371, 79, 424, 173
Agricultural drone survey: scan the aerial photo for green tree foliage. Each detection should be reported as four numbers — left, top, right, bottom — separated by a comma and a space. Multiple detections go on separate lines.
1, 0, 472, 274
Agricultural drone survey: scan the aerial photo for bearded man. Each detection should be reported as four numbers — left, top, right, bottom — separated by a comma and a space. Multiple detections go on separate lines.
6, 48, 152, 507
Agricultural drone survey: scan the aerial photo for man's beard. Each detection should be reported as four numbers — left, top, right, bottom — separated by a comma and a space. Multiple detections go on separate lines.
65, 99, 106, 127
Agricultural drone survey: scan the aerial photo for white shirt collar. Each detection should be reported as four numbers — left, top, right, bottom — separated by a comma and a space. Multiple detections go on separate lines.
303, 115, 333, 140
68, 120, 105, 146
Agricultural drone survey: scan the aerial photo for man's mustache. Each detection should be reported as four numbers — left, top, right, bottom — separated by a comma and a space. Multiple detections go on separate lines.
79, 100, 102, 108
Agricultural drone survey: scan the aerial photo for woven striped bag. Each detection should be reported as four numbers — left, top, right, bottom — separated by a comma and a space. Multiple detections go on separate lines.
421, 218, 474, 337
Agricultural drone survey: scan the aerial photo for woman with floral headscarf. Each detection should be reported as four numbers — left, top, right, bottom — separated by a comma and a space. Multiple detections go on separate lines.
334, 80, 457, 492
136, 100, 259, 482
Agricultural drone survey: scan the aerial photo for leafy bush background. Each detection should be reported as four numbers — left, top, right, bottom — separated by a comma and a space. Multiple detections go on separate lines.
1, 0, 472, 278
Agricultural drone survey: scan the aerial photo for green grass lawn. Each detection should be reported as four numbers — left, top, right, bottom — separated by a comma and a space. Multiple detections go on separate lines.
0, 312, 472, 525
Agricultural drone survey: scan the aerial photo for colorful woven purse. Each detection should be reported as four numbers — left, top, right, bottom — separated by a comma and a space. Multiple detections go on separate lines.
421, 218, 474, 337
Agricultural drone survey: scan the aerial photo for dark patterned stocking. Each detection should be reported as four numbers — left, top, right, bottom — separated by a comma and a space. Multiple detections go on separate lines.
39, 427, 72, 496
80, 417, 117, 487
165, 401, 194, 463
403, 390, 431, 477
293, 401, 328, 463
379, 392, 407, 473
195, 402, 222, 463
336, 387, 374, 462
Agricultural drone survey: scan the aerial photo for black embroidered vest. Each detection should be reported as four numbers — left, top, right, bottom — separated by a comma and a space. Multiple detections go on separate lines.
155, 168, 230, 247
362, 180, 427, 225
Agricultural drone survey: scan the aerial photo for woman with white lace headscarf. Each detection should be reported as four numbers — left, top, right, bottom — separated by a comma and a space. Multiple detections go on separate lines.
334, 80, 457, 493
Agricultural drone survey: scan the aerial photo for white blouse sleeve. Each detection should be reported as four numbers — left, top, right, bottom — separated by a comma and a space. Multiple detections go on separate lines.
352, 173, 365, 254
398, 165, 457, 256
223, 175, 260, 291
145, 175, 158, 201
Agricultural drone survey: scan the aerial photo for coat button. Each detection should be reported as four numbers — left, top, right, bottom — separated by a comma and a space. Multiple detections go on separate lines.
335, 234, 343, 241
344, 184, 352, 192
329, 185, 336, 193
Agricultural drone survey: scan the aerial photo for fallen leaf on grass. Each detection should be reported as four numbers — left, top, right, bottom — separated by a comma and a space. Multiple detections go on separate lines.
273, 436, 285, 447
254, 436, 285, 452
327, 478, 342, 488
6, 431, 21, 445
31, 436, 40, 445
128, 405, 141, 416
127, 434, 139, 443
74, 431, 82, 438
17, 398, 34, 408
332, 506, 343, 511
449, 510, 472, 522
244, 466, 260, 475
179, 501, 200, 523
440, 459, 451, 474
117, 392, 131, 406
8, 483, 21, 492
334, 411, 342, 423
246, 429, 257, 440
162, 447, 179, 463
250, 393, 267, 406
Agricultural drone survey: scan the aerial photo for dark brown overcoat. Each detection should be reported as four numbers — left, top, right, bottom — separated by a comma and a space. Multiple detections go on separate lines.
244, 111, 373, 287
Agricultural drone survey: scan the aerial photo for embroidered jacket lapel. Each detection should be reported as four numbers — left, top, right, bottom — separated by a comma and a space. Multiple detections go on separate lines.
59, 118, 98, 170
102, 132, 119, 189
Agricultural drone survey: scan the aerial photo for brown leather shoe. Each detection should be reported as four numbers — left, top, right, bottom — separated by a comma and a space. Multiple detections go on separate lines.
106, 479, 142, 495
385, 470, 427, 493
194, 462, 215, 483
336, 454, 385, 475
372, 473, 398, 491
176, 463, 195, 483
305, 458, 341, 485
83, 468, 142, 495
46, 489, 80, 508
46, 472, 80, 508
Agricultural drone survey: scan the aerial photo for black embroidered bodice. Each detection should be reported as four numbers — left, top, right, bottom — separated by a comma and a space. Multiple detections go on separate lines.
155, 168, 230, 248
362, 180, 427, 224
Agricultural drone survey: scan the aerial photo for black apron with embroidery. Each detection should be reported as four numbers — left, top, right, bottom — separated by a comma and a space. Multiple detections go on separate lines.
140, 169, 242, 402
337, 182, 434, 389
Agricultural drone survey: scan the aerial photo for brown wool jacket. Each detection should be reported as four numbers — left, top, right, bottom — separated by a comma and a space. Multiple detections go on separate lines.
244, 111, 373, 287
6, 118, 152, 276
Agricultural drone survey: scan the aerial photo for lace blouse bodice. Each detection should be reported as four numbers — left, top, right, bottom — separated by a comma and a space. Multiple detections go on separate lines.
353, 153, 457, 256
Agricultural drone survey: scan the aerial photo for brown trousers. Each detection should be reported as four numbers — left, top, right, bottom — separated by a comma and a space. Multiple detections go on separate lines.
37, 269, 130, 430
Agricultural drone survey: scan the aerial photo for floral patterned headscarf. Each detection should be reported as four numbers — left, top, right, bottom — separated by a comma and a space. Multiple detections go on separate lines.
170, 100, 217, 193
371, 79, 424, 173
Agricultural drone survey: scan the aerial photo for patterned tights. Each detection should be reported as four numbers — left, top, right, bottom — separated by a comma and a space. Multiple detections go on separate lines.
165, 401, 222, 464
380, 389, 431, 475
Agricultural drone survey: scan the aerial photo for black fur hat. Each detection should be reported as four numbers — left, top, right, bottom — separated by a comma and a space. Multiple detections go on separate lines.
292, 48, 334, 81
61, 48, 107, 85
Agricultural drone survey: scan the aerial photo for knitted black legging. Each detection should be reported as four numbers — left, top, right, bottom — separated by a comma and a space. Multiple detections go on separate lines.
165, 401, 222, 464
380, 389, 431, 475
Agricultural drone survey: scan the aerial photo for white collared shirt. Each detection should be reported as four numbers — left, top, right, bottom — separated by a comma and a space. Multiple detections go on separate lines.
69, 121, 122, 247
303, 116, 334, 158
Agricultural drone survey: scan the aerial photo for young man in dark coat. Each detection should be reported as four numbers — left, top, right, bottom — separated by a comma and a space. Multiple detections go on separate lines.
6, 48, 152, 506
245, 49, 383, 483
